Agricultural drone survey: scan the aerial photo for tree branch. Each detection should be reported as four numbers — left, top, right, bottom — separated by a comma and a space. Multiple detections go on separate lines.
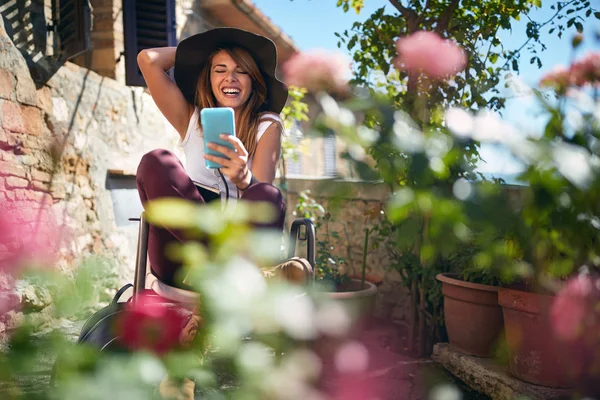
434, 0, 460, 33
499, 0, 578, 71
389, 0, 419, 32
481, 26, 500, 66
416, 0, 432, 26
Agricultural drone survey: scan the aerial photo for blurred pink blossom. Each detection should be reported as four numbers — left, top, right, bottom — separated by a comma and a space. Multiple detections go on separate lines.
570, 51, 600, 86
551, 274, 599, 341
0, 200, 58, 274
0, 273, 19, 316
0, 197, 59, 318
394, 31, 467, 80
282, 50, 352, 94
539, 66, 572, 91
117, 293, 189, 355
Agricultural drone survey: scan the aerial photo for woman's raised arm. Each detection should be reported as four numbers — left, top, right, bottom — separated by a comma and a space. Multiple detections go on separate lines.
137, 47, 194, 139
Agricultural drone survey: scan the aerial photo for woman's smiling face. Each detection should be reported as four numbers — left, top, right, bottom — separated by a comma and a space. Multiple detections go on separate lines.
210, 50, 252, 111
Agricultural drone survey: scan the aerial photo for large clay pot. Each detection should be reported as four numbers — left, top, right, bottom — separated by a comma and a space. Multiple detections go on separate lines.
498, 287, 575, 388
436, 273, 504, 357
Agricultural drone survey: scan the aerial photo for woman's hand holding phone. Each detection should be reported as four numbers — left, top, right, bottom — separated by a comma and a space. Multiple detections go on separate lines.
204, 136, 252, 189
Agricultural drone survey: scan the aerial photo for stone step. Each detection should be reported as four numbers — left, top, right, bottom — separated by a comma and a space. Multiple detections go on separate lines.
432, 343, 573, 400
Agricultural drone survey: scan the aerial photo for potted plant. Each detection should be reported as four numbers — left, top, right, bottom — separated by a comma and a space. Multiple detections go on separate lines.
487, 47, 600, 391
293, 191, 378, 321
436, 246, 505, 358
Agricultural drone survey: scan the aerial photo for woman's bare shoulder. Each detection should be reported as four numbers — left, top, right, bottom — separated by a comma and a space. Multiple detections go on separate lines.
259, 111, 283, 122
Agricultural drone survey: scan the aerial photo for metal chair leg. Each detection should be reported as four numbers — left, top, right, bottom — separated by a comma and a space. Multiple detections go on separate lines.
133, 212, 149, 296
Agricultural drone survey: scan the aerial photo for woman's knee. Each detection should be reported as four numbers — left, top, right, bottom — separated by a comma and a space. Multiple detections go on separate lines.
138, 149, 174, 170
137, 149, 175, 181
243, 182, 284, 206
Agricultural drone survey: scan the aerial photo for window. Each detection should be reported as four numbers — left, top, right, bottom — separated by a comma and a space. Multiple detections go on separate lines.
323, 132, 337, 177
286, 121, 303, 176
106, 171, 144, 227
123, 0, 177, 86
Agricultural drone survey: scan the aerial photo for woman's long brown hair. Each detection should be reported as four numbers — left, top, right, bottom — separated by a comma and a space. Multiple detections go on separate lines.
195, 46, 270, 159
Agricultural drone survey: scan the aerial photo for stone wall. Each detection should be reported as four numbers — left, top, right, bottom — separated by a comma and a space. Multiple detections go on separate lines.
0, 14, 180, 290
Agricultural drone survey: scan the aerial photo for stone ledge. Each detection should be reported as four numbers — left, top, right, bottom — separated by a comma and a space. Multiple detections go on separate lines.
432, 343, 572, 400
278, 176, 389, 202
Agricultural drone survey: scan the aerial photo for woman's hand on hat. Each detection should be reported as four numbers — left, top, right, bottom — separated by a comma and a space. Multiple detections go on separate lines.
205, 135, 252, 189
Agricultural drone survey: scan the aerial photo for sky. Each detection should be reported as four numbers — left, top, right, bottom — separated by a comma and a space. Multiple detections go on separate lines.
252, 0, 599, 180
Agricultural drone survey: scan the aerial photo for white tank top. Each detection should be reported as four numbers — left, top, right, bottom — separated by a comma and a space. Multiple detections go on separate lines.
179, 107, 283, 201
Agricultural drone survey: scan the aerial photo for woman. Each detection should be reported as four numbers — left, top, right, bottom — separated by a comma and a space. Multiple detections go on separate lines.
135, 28, 288, 292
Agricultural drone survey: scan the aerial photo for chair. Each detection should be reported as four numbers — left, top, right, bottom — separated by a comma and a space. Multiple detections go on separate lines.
129, 213, 316, 296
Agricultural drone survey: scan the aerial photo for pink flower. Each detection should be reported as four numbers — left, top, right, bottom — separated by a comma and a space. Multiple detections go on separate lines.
282, 50, 352, 94
116, 293, 190, 354
539, 65, 572, 91
394, 31, 467, 80
551, 274, 598, 341
570, 51, 600, 87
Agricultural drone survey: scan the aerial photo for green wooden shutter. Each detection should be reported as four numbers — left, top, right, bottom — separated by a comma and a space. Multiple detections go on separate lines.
53, 0, 92, 62
123, 0, 177, 86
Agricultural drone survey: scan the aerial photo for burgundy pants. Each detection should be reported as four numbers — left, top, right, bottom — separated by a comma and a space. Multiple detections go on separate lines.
136, 149, 286, 289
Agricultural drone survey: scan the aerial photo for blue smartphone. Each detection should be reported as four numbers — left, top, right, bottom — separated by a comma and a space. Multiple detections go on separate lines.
200, 107, 236, 169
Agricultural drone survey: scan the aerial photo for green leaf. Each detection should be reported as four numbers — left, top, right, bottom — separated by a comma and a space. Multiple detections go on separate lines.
575, 22, 583, 33
594, 11, 600, 19
145, 198, 199, 229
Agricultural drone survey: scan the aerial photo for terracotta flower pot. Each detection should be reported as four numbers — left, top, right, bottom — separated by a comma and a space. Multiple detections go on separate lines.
346, 273, 384, 287
327, 278, 378, 313
436, 273, 504, 357
498, 287, 575, 388
319, 279, 378, 332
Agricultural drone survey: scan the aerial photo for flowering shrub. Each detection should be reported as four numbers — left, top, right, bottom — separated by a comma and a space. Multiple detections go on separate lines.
540, 50, 600, 91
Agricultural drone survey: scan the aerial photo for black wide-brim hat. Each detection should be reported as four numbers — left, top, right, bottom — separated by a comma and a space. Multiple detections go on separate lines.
174, 28, 288, 114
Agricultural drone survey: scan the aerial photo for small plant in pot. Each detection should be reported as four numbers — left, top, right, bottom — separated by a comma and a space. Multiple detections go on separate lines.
293, 191, 378, 318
